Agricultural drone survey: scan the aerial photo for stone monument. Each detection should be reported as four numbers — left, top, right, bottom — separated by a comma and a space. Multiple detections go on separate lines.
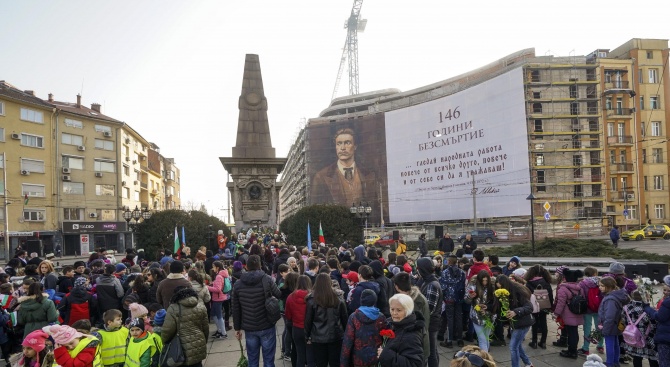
220, 54, 286, 232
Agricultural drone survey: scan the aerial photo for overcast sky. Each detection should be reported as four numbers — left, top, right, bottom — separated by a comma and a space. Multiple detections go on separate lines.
1, 0, 668, 221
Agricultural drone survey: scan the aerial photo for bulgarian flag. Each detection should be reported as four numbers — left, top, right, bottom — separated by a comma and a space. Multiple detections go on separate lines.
174, 226, 181, 256
319, 222, 325, 244
24, 194, 29, 205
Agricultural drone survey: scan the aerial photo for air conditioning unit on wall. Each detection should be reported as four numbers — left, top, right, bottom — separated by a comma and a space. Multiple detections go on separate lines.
77, 145, 86, 151
20, 170, 30, 175
63, 175, 71, 181
103, 131, 112, 137
89, 213, 98, 218
62, 168, 71, 174
95, 172, 103, 178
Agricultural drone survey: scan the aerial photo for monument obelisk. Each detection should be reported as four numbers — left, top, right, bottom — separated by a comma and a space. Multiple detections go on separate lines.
220, 54, 286, 233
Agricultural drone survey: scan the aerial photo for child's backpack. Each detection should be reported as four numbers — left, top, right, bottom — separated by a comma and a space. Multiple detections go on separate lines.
622, 308, 650, 348
567, 287, 588, 315
587, 287, 603, 313
222, 276, 232, 294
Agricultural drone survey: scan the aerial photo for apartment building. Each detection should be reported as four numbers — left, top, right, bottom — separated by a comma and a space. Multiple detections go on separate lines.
163, 157, 181, 210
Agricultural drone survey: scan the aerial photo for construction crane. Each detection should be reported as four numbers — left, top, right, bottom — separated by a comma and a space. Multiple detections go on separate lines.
331, 0, 367, 100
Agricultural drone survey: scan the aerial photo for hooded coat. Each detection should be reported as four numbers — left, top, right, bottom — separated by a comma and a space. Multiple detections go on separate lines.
58, 286, 96, 325
408, 287, 431, 360
354, 245, 368, 264
161, 288, 209, 366
340, 307, 387, 367
598, 288, 630, 336
207, 269, 229, 302
95, 273, 124, 315
17, 294, 59, 338
554, 282, 584, 326
348, 281, 386, 315
369, 261, 394, 315
231, 269, 281, 331
622, 300, 657, 360
377, 312, 425, 367
415, 258, 442, 333
644, 296, 670, 346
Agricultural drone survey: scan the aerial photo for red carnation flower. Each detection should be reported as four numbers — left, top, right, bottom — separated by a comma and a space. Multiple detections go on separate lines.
380, 329, 396, 339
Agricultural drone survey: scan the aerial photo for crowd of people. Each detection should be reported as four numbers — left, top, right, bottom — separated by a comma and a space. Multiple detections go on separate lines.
0, 231, 669, 367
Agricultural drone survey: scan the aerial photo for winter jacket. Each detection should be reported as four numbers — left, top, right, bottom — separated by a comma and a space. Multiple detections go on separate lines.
95, 274, 124, 316
440, 265, 466, 304
438, 237, 455, 253
461, 239, 477, 255
304, 295, 348, 344
526, 277, 554, 310
57, 275, 74, 294
59, 286, 96, 325
40, 272, 58, 291
349, 281, 386, 315
191, 280, 211, 304
272, 253, 290, 275
554, 282, 584, 326
610, 228, 620, 241
231, 270, 281, 332
207, 270, 229, 302
340, 308, 387, 367
370, 261, 394, 315
416, 258, 442, 333
418, 239, 427, 257
465, 286, 495, 326
147, 278, 162, 304
0, 312, 8, 345
161, 290, 209, 366
17, 294, 59, 338
579, 277, 600, 313
622, 301, 657, 360
507, 292, 534, 329
466, 262, 492, 281
377, 312, 424, 367
285, 289, 309, 329
156, 273, 192, 309
408, 287, 431, 360
598, 289, 630, 336
645, 296, 670, 346
603, 273, 638, 295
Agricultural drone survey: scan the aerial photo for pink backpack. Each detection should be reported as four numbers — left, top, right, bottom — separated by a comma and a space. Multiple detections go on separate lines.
622, 308, 650, 348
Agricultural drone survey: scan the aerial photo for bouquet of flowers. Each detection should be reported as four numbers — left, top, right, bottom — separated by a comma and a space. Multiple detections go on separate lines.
635, 276, 659, 303
587, 328, 603, 345
237, 338, 248, 367
494, 288, 512, 320
474, 304, 495, 332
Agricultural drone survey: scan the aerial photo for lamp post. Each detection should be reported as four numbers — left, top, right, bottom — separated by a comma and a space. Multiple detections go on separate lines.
526, 194, 536, 256
123, 206, 152, 249
350, 202, 372, 243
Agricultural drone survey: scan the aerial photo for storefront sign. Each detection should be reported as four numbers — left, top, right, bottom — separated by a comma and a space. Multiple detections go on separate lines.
80, 234, 90, 256
62, 222, 128, 234
0, 231, 35, 237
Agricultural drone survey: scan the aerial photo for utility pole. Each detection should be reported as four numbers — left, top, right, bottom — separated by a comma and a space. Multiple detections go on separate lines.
3, 153, 10, 261
472, 175, 477, 230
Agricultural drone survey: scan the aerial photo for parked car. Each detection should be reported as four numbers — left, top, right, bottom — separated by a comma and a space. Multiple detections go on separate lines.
621, 225, 670, 241
456, 230, 498, 244
365, 234, 381, 245
374, 234, 403, 247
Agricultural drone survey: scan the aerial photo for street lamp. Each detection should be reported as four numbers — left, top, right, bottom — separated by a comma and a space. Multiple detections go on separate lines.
526, 194, 536, 256
123, 206, 152, 249
350, 201, 372, 243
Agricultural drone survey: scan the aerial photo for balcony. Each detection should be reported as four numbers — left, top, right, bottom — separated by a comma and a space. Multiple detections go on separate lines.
606, 108, 634, 117
140, 182, 148, 190
607, 135, 634, 146
610, 163, 634, 173
151, 189, 158, 196
604, 81, 631, 94
611, 191, 634, 202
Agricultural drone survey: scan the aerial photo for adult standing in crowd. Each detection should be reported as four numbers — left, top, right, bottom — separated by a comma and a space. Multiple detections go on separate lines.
96, 264, 125, 323
232, 255, 282, 367
162, 286, 209, 367
461, 234, 477, 256
156, 260, 191, 309
553, 269, 584, 359
418, 234, 428, 258
416, 258, 442, 367
207, 261, 229, 339
438, 233, 455, 255
496, 275, 535, 367
17, 282, 59, 338
38, 261, 58, 291
304, 273, 348, 367
377, 294, 424, 367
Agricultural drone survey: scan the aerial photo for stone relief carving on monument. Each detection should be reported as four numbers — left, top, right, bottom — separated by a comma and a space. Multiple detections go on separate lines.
238, 168, 252, 175
257, 167, 271, 175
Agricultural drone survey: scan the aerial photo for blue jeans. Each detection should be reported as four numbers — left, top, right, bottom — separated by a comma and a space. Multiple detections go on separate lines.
605, 335, 620, 367
509, 326, 531, 367
245, 326, 277, 367
211, 301, 226, 335
582, 313, 604, 349
472, 323, 491, 351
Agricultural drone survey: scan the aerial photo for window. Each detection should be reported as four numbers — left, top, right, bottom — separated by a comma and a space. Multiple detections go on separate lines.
23, 209, 45, 221
134, 191, 140, 201
653, 148, 663, 163
94, 160, 115, 173
64, 118, 83, 128
650, 96, 660, 109
62, 133, 84, 146
63, 182, 84, 195
642, 149, 647, 163
618, 123, 624, 138
135, 170, 141, 181
96, 184, 115, 196
536, 170, 545, 192
655, 175, 664, 190
169, 170, 176, 180
639, 69, 643, 83
641, 122, 646, 137
534, 120, 542, 132
652, 122, 661, 136
607, 123, 614, 137
0, 127, 4, 142
536, 154, 544, 166
21, 134, 44, 148
22, 184, 45, 197
655, 204, 665, 219
640, 96, 644, 110
63, 208, 84, 221
0, 155, 3, 169
606, 97, 612, 110
20, 108, 43, 123
620, 150, 626, 163
170, 186, 175, 196
610, 177, 617, 191
94, 125, 112, 133
647, 51, 653, 59
98, 210, 115, 221
628, 206, 638, 219
610, 150, 616, 164
123, 165, 130, 176
62, 156, 84, 170
0, 101, 4, 115
644, 176, 648, 191
20, 159, 45, 173
649, 69, 659, 83
94, 139, 114, 151
533, 92, 541, 99
123, 187, 130, 199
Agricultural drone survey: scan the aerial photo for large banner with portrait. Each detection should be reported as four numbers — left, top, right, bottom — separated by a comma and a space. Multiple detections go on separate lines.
384, 67, 531, 222
306, 114, 389, 224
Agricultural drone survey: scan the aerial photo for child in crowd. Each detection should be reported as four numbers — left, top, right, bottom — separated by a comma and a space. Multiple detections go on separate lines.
9, 330, 51, 367
343, 271, 359, 305
72, 319, 93, 335
152, 309, 166, 336
44, 324, 101, 367
129, 303, 153, 333
598, 277, 629, 367
125, 318, 162, 367
93, 309, 129, 367
341, 289, 387, 367
0, 283, 16, 311
487, 255, 503, 277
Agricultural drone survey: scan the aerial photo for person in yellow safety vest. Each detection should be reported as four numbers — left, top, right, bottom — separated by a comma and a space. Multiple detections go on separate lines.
43, 324, 103, 367
125, 318, 163, 367
93, 309, 129, 367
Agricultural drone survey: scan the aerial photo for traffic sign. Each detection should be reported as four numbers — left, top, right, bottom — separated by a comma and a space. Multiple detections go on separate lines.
623, 209, 629, 217
543, 202, 551, 211
544, 212, 551, 221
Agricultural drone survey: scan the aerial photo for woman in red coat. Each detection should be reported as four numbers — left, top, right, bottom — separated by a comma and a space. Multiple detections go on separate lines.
285, 275, 312, 367
553, 269, 585, 359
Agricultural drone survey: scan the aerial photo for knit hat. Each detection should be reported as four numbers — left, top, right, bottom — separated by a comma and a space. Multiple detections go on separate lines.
43, 325, 82, 345
115, 263, 127, 273
509, 256, 521, 265
170, 261, 184, 274
233, 261, 243, 272
555, 265, 567, 276
74, 277, 88, 289
342, 271, 359, 283
128, 318, 145, 331
663, 275, 670, 287
22, 330, 49, 353
403, 263, 413, 273
513, 268, 527, 278
583, 354, 606, 367
130, 265, 141, 274
564, 269, 583, 283
153, 309, 167, 326
609, 262, 625, 275
73, 261, 86, 269
360, 289, 377, 307
129, 302, 149, 319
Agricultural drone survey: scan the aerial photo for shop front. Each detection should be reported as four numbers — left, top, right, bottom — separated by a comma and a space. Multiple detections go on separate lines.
61, 222, 128, 256
0, 230, 59, 260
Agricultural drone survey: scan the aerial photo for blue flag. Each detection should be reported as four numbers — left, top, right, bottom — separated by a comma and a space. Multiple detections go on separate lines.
307, 221, 312, 251
181, 226, 186, 247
